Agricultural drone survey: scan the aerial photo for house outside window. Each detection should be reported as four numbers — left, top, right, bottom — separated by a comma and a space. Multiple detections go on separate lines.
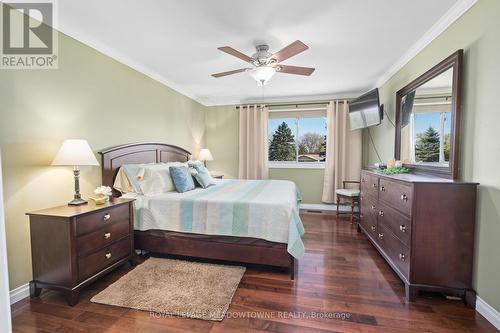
267, 106, 327, 169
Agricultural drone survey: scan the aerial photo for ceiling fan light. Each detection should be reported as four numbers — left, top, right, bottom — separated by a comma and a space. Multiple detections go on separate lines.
248, 66, 276, 86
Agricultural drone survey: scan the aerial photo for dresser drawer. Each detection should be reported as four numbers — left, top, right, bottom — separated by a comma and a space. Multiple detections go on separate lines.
76, 204, 129, 236
78, 237, 131, 281
360, 193, 377, 225
361, 172, 379, 199
378, 178, 413, 217
77, 219, 130, 257
377, 224, 410, 278
377, 202, 411, 247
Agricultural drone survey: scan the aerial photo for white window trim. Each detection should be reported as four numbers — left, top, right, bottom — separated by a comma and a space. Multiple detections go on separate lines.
268, 108, 327, 168
268, 162, 326, 169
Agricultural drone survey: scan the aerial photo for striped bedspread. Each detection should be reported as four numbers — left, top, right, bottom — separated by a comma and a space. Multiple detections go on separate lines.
124, 179, 305, 259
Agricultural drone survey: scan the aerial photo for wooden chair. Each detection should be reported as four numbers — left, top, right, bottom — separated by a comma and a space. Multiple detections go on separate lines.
336, 180, 361, 224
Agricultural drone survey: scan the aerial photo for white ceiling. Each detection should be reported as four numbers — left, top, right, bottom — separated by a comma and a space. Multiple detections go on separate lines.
56, 0, 469, 106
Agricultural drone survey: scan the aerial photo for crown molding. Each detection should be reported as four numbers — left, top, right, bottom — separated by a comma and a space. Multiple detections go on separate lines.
374, 0, 477, 89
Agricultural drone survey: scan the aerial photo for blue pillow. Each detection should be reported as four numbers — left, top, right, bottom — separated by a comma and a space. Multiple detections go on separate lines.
194, 164, 210, 175
194, 172, 216, 189
193, 164, 215, 188
169, 166, 195, 193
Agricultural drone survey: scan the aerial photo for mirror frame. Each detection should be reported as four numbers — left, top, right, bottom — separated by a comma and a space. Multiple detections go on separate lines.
395, 49, 463, 180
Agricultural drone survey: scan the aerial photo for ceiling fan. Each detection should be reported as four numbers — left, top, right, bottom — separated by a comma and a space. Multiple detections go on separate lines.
211, 40, 315, 86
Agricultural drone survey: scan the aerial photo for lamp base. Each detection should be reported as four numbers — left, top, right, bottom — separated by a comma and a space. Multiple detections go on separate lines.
68, 198, 88, 206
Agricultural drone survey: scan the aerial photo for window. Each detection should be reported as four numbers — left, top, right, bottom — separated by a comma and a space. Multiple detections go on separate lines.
268, 109, 327, 168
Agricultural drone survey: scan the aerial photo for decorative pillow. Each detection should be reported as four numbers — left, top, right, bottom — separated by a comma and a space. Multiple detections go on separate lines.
194, 164, 210, 175
113, 167, 136, 194
169, 166, 196, 193
193, 164, 216, 188
187, 160, 203, 167
122, 164, 145, 194
194, 172, 216, 189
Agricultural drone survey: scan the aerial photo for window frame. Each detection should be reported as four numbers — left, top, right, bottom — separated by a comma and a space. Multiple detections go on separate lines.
267, 109, 327, 169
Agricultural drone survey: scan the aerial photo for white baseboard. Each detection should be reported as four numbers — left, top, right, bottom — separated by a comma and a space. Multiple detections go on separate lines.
476, 296, 500, 330
9, 283, 29, 305
300, 203, 336, 211
300, 203, 358, 213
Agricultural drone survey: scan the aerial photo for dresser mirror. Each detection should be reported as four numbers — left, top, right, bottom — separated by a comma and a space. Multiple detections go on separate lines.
395, 50, 463, 179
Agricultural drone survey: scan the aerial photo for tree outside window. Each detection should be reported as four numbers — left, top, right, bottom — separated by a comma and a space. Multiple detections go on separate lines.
268, 115, 326, 164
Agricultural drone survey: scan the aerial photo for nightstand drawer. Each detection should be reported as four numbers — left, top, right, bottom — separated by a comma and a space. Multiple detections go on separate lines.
77, 219, 130, 257
78, 236, 131, 281
76, 204, 129, 236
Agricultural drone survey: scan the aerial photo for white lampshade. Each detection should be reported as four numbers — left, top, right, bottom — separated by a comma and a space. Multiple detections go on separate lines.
198, 148, 214, 161
52, 139, 99, 166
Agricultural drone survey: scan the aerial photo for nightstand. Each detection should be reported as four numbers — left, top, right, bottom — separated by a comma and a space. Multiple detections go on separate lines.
210, 173, 224, 179
26, 198, 135, 306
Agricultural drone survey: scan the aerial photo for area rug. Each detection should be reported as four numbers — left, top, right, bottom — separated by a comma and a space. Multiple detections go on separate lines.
90, 258, 246, 321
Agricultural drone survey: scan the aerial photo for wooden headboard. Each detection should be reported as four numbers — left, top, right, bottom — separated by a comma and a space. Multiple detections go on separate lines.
98, 143, 191, 190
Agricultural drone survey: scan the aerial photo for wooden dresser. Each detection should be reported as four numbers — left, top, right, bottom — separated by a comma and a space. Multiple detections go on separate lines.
359, 169, 478, 306
27, 198, 135, 306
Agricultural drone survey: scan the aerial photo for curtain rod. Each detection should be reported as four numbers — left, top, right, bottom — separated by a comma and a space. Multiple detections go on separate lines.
235, 101, 330, 109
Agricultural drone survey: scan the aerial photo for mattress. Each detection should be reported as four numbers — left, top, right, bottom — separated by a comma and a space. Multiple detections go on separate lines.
122, 179, 305, 258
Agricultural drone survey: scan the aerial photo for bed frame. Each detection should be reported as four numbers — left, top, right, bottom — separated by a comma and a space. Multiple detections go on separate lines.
99, 143, 295, 279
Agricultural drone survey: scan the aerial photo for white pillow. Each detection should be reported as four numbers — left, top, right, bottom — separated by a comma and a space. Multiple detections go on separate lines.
137, 162, 187, 196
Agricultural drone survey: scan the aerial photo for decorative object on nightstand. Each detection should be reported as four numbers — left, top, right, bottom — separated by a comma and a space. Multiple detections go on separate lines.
26, 198, 135, 306
89, 186, 112, 205
52, 139, 100, 206
335, 180, 361, 224
198, 148, 214, 167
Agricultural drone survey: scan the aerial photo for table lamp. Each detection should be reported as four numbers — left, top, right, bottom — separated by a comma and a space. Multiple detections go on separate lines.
52, 139, 100, 206
198, 148, 214, 167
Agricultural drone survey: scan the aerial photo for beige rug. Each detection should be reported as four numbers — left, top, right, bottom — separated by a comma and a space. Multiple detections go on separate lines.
90, 258, 245, 321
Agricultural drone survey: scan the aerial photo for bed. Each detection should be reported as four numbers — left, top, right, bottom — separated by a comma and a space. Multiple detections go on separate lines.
99, 143, 304, 279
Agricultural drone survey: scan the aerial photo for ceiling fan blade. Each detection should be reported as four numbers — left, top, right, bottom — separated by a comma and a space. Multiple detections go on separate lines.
217, 46, 253, 63
271, 40, 309, 63
277, 65, 315, 76
211, 68, 249, 78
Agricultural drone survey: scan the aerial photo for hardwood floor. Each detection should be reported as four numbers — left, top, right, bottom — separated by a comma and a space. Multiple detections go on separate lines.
11, 213, 498, 333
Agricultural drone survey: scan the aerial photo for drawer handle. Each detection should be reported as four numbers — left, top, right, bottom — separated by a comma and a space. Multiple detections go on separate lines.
378, 233, 384, 240
378, 210, 384, 217
105, 252, 112, 259
401, 194, 408, 202
380, 186, 386, 192
371, 225, 376, 232
372, 183, 377, 188
399, 253, 406, 262
103, 213, 111, 221
371, 205, 376, 210
104, 232, 111, 239
399, 225, 407, 233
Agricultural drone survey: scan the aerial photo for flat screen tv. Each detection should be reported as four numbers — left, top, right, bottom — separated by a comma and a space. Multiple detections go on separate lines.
348, 88, 382, 130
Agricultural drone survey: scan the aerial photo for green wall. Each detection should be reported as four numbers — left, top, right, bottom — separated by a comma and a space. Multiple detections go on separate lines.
205, 105, 325, 204
269, 168, 324, 204
363, 0, 500, 311
0, 29, 206, 289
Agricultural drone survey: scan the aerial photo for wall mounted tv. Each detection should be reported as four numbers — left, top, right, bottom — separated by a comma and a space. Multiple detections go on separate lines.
348, 88, 383, 130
